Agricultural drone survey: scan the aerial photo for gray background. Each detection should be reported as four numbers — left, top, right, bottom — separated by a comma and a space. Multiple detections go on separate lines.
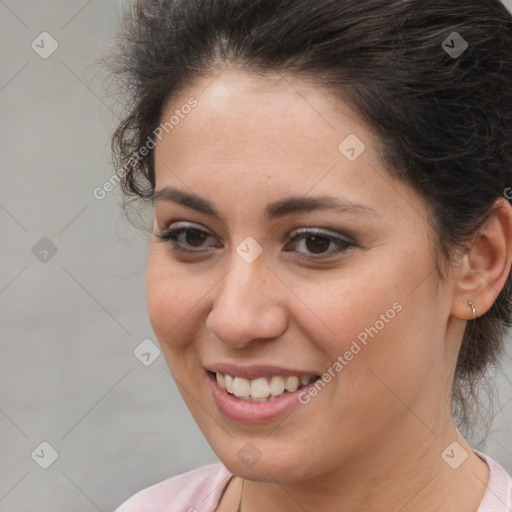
0, 1, 511, 511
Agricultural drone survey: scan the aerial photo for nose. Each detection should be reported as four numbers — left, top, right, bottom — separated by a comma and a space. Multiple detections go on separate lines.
205, 255, 288, 349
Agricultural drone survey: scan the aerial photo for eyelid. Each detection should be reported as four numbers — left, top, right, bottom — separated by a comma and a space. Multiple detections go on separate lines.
155, 221, 355, 259
157, 220, 213, 233
154, 222, 219, 254
288, 226, 354, 243
157, 221, 353, 241
286, 228, 354, 260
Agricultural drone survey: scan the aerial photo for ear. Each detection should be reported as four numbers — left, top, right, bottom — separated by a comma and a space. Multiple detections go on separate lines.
451, 197, 512, 320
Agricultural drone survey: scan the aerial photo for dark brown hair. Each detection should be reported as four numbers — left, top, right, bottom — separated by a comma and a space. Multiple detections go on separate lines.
105, 0, 512, 439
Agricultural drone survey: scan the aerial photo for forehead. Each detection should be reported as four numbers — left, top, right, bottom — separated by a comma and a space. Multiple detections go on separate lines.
152, 69, 425, 224
161, 69, 368, 144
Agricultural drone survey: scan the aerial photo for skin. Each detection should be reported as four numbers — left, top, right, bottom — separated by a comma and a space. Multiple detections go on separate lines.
146, 68, 512, 511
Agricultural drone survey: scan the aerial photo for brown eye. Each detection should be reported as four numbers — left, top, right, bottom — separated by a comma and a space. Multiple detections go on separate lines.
183, 229, 209, 247
286, 229, 353, 260
155, 224, 218, 253
304, 235, 331, 254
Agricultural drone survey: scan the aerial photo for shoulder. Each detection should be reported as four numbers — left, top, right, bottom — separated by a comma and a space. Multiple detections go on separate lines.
114, 462, 233, 512
474, 450, 512, 512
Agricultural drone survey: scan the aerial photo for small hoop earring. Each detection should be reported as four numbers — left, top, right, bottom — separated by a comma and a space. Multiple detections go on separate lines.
468, 300, 477, 319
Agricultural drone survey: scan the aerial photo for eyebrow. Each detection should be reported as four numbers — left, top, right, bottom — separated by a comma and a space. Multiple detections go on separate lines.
152, 186, 376, 219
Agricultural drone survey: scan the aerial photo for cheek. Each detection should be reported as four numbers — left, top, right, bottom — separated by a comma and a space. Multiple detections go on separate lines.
315, 243, 437, 360
299, 266, 404, 359
303, 258, 440, 408
146, 249, 202, 353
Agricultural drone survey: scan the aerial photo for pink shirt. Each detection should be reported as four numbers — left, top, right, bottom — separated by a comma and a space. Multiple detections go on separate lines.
114, 450, 512, 511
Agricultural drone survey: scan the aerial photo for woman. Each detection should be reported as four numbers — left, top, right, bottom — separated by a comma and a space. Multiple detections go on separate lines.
107, 0, 512, 510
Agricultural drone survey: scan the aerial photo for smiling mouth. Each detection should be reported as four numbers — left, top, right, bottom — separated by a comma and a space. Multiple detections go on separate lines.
208, 371, 320, 402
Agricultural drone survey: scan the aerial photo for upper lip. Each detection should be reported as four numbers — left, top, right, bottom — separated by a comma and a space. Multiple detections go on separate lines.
205, 363, 320, 380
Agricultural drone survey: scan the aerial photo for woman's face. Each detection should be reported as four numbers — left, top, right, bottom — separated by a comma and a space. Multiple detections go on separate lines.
147, 69, 462, 482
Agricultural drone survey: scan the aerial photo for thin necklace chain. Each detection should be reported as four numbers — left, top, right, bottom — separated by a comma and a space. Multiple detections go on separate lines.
237, 479, 244, 512
235, 431, 464, 511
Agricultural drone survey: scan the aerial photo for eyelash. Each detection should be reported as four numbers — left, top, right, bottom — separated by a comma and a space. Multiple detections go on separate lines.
155, 223, 354, 261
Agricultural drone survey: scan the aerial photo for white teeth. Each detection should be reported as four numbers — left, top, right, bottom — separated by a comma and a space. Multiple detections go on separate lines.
269, 376, 285, 396
285, 376, 299, 392
251, 377, 271, 398
232, 377, 251, 397
250, 396, 268, 402
224, 374, 234, 394
214, 372, 316, 402
300, 375, 313, 386
238, 396, 273, 402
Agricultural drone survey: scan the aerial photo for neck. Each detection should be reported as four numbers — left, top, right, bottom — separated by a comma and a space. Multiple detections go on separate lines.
237, 479, 244, 512
237, 418, 489, 512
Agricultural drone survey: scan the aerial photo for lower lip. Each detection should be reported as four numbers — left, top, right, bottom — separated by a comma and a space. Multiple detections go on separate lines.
207, 372, 319, 424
